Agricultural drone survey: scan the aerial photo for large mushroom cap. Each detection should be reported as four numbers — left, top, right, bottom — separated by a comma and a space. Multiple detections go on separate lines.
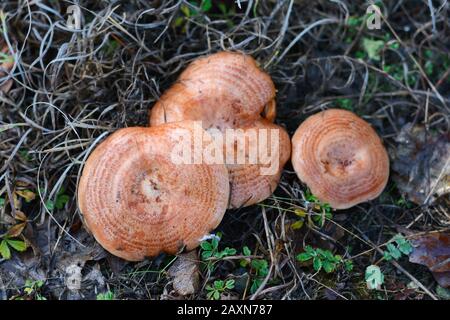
291, 109, 389, 209
150, 51, 290, 208
78, 122, 230, 261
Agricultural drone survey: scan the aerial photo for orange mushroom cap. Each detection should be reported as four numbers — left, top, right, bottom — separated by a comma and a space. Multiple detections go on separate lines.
150, 51, 291, 208
150, 51, 276, 129
225, 119, 291, 208
77, 121, 230, 261
291, 109, 389, 209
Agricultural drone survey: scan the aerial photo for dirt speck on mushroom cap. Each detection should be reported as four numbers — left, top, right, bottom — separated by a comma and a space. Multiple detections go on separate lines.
291, 109, 389, 209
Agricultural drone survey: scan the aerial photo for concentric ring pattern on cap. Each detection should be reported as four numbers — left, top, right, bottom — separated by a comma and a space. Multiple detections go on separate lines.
292, 109, 389, 209
78, 121, 230, 261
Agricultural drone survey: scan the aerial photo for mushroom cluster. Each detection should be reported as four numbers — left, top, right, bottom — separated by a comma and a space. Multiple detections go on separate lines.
78, 52, 390, 262
291, 109, 389, 209
150, 52, 291, 208
78, 51, 291, 261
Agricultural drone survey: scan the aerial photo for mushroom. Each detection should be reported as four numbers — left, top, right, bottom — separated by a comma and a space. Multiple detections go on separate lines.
77, 121, 230, 261
291, 109, 389, 209
150, 51, 291, 208
0, 42, 14, 94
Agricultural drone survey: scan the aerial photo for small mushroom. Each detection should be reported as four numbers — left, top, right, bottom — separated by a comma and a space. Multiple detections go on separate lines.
291, 109, 389, 209
77, 121, 230, 261
150, 52, 291, 208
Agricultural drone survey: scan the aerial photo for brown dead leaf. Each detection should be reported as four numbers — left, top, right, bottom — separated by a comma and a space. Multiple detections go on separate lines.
15, 210, 27, 222
6, 222, 26, 238
409, 231, 450, 288
390, 124, 450, 205
168, 251, 200, 296
15, 189, 36, 203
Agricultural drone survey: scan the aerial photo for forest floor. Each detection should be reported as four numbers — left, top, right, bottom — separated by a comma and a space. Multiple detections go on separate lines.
0, 0, 449, 300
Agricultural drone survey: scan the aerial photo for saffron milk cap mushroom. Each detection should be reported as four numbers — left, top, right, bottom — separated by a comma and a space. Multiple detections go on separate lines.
291, 109, 389, 209
149, 51, 276, 128
77, 121, 230, 261
150, 52, 291, 208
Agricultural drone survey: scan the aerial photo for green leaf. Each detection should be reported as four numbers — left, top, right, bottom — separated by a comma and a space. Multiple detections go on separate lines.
321, 249, 335, 261
355, 50, 365, 59
304, 245, 315, 255
313, 257, 322, 271
214, 280, 224, 289
436, 286, 450, 300
323, 260, 335, 273
383, 251, 393, 261
218, 2, 227, 14
6, 239, 27, 252
97, 291, 115, 300
393, 234, 413, 255
365, 265, 384, 290
24, 287, 33, 295
224, 247, 236, 255
0, 197, 4, 206
347, 16, 362, 27
362, 38, 385, 61
55, 194, 69, 209
211, 237, 219, 250
344, 260, 354, 271
251, 259, 268, 277
424, 49, 433, 59
389, 42, 400, 50
225, 279, 235, 289
239, 259, 249, 267
291, 220, 304, 230
336, 98, 353, 111
206, 290, 215, 299
200, 241, 212, 251
386, 243, 401, 260
250, 279, 262, 294
45, 200, 54, 211
215, 247, 236, 259
242, 246, 251, 256
213, 290, 220, 300
173, 16, 185, 28
294, 208, 307, 217
201, 250, 213, 259
0, 240, 11, 259
296, 252, 313, 262
201, 0, 212, 12
180, 4, 191, 17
